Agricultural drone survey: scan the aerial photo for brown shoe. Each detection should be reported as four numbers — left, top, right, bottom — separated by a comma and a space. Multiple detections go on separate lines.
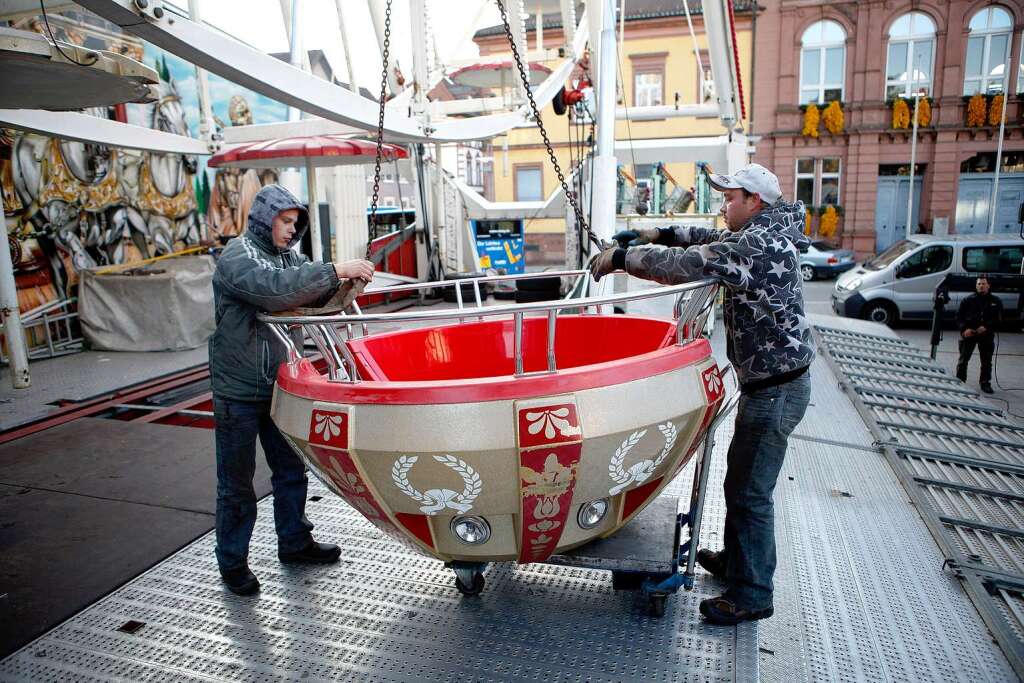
699, 595, 773, 625
696, 548, 727, 579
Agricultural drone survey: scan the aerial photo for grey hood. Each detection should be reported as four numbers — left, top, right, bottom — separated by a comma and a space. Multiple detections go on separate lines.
751, 201, 811, 253
245, 184, 309, 254
209, 183, 341, 401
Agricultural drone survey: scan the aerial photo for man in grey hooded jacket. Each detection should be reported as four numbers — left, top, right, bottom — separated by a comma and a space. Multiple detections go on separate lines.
210, 184, 374, 595
591, 164, 813, 625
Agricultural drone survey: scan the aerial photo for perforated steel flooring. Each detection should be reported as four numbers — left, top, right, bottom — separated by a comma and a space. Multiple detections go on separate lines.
811, 317, 1024, 679
1, 444, 755, 682
2, 318, 1020, 681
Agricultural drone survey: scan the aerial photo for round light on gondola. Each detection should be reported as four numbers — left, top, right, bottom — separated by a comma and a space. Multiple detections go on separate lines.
450, 516, 491, 545
577, 499, 609, 529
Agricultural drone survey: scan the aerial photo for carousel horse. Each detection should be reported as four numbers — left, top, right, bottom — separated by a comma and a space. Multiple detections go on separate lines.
121, 79, 201, 255
55, 110, 143, 265
11, 133, 97, 279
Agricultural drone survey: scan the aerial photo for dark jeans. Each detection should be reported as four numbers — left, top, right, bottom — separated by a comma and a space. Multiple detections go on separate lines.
213, 396, 314, 571
956, 334, 994, 384
721, 373, 811, 610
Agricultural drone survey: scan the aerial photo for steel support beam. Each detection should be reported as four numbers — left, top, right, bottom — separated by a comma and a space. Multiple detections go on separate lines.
896, 446, 1024, 477
854, 387, 1001, 413
878, 421, 1024, 450
914, 477, 1024, 504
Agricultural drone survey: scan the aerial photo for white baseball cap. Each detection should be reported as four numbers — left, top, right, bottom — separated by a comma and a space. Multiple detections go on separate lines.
708, 163, 782, 206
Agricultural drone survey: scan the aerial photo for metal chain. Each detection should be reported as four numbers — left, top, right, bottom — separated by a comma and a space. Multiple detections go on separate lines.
494, 0, 604, 249
367, 0, 394, 260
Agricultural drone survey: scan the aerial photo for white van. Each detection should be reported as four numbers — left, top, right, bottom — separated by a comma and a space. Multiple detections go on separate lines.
832, 234, 1023, 326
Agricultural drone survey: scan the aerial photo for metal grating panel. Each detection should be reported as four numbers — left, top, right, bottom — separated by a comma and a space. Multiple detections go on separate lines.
0, 433, 757, 683
814, 320, 1024, 677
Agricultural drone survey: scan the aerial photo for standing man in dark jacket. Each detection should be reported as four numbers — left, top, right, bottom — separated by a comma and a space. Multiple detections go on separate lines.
590, 164, 813, 625
210, 184, 374, 595
956, 276, 1002, 394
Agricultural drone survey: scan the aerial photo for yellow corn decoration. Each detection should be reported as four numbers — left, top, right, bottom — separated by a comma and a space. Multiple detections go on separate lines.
892, 99, 910, 129
802, 104, 820, 138
819, 205, 839, 238
916, 98, 931, 127
823, 101, 844, 135
988, 94, 1005, 126
967, 93, 987, 127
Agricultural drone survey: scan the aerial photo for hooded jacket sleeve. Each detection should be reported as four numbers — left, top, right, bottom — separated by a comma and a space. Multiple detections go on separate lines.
664, 224, 731, 246
215, 241, 340, 312
624, 230, 767, 290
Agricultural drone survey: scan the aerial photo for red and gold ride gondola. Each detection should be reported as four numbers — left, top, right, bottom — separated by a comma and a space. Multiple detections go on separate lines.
263, 273, 729, 582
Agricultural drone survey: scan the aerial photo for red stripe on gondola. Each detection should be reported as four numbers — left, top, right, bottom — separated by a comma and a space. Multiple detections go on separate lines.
622, 477, 664, 521
308, 445, 400, 536
517, 441, 583, 563
394, 512, 435, 550
277, 337, 712, 406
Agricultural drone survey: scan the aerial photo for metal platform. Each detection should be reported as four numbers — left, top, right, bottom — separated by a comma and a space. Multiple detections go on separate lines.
1, 316, 1021, 681
812, 318, 1024, 679
549, 495, 680, 576
0, 478, 757, 682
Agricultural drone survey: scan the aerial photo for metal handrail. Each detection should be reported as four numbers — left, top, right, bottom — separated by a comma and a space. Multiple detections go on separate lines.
261, 272, 718, 384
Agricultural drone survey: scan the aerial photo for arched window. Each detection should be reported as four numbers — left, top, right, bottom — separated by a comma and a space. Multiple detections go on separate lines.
964, 6, 1013, 95
886, 12, 937, 99
800, 20, 846, 104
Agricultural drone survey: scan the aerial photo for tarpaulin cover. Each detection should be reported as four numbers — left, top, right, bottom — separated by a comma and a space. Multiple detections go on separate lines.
79, 255, 215, 351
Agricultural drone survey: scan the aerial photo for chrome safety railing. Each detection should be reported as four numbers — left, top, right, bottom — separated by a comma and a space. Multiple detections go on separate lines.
260, 270, 718, 383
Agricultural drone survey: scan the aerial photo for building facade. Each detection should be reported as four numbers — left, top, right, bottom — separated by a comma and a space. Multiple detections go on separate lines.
474, 0, 755, 265
753, 0, 1024, 257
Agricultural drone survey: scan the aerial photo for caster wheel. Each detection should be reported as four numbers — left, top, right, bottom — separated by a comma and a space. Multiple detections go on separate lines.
648, 594, 668, 618
455, 572, 485, 596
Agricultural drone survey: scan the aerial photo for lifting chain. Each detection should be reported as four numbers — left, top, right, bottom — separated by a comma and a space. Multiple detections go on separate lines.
367, 0, 394, 261
494, 0, 605, 250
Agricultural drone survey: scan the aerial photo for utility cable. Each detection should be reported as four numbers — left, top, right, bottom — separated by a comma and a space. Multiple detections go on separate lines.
39, 0, 98, 66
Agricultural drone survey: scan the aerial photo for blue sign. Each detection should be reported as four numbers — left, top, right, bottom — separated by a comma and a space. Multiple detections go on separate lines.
477, 237, 525, 274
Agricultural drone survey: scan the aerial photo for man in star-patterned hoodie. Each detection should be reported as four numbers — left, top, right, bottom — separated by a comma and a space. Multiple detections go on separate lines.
591, 163, 814, 626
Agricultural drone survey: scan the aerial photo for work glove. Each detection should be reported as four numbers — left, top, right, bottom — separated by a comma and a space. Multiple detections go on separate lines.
334, 259, 375, 281
612, 227, 661, 248
589, 247, 625, 282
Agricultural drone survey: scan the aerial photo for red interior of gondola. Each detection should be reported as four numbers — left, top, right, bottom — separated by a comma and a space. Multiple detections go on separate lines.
347, 315, 677, 381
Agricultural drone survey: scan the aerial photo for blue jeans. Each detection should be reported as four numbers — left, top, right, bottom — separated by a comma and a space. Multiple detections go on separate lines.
213, 396, 314, 571
721, 373, 811, 610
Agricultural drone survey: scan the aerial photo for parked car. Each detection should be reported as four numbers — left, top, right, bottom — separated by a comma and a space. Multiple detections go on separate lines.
832, 234, 1023, 326
800, 240, 856, 281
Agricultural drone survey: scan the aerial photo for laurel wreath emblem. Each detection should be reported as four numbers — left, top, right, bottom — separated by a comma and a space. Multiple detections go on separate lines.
391, 454, 482, 514
608, 429, 647, 483
608, 422, 678, 495
655, 422, 678, 467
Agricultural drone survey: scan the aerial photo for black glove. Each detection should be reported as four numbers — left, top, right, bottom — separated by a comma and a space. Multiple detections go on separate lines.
611, 226, 666, 248
589, 247, 626, 282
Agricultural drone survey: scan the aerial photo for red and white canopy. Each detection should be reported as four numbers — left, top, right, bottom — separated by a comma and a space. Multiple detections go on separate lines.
449, 61, 552, 89
208, 135, 407, 169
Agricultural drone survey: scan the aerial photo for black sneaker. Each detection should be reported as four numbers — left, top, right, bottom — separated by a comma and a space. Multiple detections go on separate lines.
279, 541, 341, 565
696, 548, 727, 579
220, 565, 260, 596
981, 383, 994, 394
699, 595, 774, 625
